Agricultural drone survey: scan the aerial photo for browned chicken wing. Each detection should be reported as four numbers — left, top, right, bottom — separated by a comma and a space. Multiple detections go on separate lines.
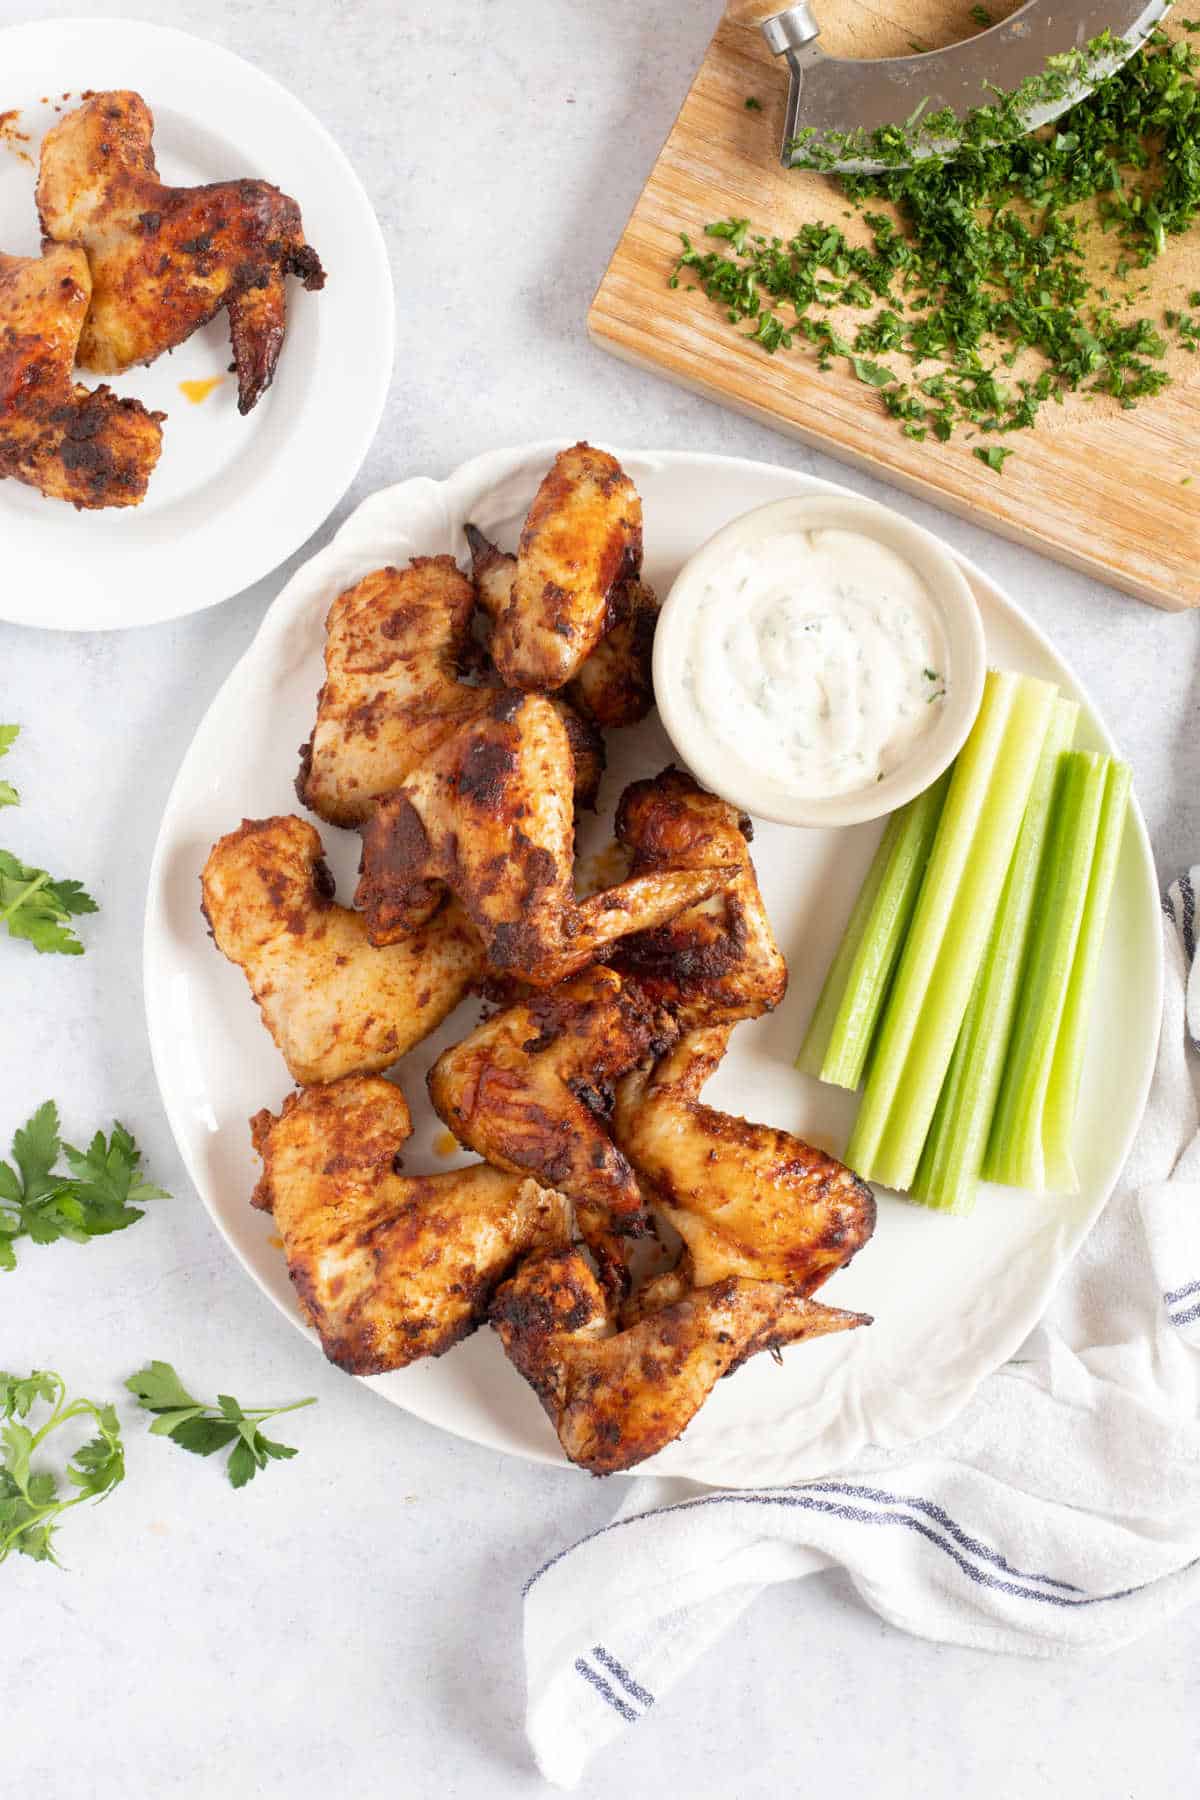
614, 1026, 876, 1292
201, 815, 480, 1086
473, 443, 643, 692
296, 557, 603, 829
250, 1077, 570, 1374
611, 768, 788, 1029
428, 965, 676, 1291
356, 691, 730, 987
467, 521, 659, 728
0, 242, 162, 508
37, 91, 324, 414
490, 1246, 869, 1475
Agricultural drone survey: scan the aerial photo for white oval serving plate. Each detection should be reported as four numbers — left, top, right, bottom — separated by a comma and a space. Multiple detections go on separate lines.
144, 444, 1162, 1487
0, 17, 393, 630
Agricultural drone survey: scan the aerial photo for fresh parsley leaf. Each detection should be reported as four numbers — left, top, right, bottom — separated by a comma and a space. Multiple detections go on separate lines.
852, 356, 895, 388
127, 1361, 315, 1490
0, 728, 97, 951
0, 1370, 125, 1565
0, 725, 18, 809
0, 1104, 169, 1270
974, 444, 1014, 473
744, 96, 763, 111
0, 848, 98, 954
969, 5, 993, 26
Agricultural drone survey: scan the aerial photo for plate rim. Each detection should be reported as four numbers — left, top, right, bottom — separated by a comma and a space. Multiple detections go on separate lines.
0, 14, 394, 631
143, 440, 1163, 1482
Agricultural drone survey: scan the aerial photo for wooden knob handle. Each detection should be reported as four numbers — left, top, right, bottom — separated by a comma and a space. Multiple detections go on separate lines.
726, 0, 789, 25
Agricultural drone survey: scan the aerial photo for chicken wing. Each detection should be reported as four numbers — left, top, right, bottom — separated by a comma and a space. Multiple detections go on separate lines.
614, 1027, 876, 1292
611, 768, 788, 1029
250, 1077, 570, 1374
356, 691, 731, 987
201, 815, 480, 1085
37, 91, 324, 414
296, 557, 604, 828
472, 443, 643, 692
0, 243, 162, 508
428, 965, 675, 1290
490, 1246, 869, 1475
467, 521, 658, 728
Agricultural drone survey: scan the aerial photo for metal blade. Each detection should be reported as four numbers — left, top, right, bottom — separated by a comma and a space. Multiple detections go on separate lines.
782, 0, 1173, 171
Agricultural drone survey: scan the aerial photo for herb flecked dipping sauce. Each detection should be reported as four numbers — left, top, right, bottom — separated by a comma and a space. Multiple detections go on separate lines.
679, 527, 950, 802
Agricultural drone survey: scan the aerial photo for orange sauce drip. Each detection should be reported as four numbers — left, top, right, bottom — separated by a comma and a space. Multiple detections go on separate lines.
179, 375, 224, 404
267, 1234, 284, 1250
434, 1130, 459, 1158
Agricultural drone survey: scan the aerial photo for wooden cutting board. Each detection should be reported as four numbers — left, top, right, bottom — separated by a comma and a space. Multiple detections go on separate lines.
588, 1, 1200, 609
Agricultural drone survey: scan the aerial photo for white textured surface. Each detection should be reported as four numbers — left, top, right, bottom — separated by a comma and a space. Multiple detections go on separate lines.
2, 3, 1198, 1794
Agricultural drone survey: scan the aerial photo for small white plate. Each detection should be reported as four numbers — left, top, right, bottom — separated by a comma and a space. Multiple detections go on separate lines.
144, 444, 1162, 1487
0, 18, 392, 630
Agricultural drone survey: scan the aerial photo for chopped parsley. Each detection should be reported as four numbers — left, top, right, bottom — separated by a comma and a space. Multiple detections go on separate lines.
745, 96, 763, 112
672, 27, 1200, 463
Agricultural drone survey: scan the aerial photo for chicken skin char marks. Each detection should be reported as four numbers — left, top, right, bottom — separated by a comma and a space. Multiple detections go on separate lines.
200, 815, 480, 1086
251, 1077, 570, 1375
614, 1026, 876, 1293
296, 557, 604, 830
37, 90, 324, 414
427, 965, 676, 1294
356, 691, 732, 988
0, 243, 163, 508
467, 519, 659, 730
470, 443, 645, 694
489, 1247, 869, 1476
610, 767, 788, 1030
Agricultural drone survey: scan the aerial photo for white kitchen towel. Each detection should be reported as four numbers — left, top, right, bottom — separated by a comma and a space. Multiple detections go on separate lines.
523, 876, 1200, 1789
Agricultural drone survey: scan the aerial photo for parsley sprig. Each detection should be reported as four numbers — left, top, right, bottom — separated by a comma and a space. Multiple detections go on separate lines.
0, 726, 98, 954
127, 1362, 316, 1490
0, 1101, 170, 1272
0, 725, 19, 809
1, 1371, 125, 1565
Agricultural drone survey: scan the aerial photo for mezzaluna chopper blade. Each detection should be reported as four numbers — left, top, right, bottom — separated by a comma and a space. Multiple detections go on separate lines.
728, 0, 1174, 172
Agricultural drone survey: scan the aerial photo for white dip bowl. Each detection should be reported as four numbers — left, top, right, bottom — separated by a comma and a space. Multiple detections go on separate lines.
653, 493, 987, 829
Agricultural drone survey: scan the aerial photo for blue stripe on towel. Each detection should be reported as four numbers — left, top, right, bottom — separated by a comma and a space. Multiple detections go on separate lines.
1164, 1279, 1200, 1306
526, 1488, 1177, 1610
1181, 872, 1196, 962
574, 1657, 639, 1722
805, 1481, 1082, 1591
592, 1645, 655, 1708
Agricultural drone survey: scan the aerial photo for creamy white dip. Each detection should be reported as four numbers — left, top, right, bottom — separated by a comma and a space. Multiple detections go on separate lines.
680, 527, 950, 801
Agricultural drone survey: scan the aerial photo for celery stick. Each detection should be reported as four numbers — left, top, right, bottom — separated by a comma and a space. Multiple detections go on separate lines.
797, 771, 950, 1088
910, 698, 1079, 1214
846, 670, 1057, 1192
983, 751, 1108, 1192
1041, 760, 1131, 1193
796, 821, 895, 1080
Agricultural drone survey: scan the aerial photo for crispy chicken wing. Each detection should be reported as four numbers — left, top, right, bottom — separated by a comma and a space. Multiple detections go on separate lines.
296, 557, 603, 828
614, 1027, 876, 1292
467, 522, 658, 728
428, 965, 676, 1290
250, 1077, 570, 1374
490, 1247, 869, 1475
201, 815, 480, 1085
472, 443, 643, 692
0, 243, 162, 508
356, 692, 730, 987
37, 91, 324, 414
611, 768, 788, 1029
